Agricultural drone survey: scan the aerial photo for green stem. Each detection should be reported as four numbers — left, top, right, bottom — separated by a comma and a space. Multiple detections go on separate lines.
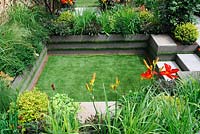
91, 94, 98, 115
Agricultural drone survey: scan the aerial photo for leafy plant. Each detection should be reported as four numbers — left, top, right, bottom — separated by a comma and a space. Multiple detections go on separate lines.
45, 93, 80, 133
139, 10, 159, 34
113, 7, 140, 34
0, 78, 17, 112
0, 103, 19, 134
74, 10, 101, 35
0, 5, 49, 77
16, 89, 48, 125
100, 11, 115, 35
50, 11, 75, 35
174, 23, 199, 45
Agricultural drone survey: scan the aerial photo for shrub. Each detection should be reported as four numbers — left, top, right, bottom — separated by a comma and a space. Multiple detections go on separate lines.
113, 7, 140, 34
45, 93, 79, 133
139, 10, 160, 33
174, 23, 199, 45
74, 10, 101, 35
17, 89, 48, 124
158, 0, 200, 33
50, 11, 75, 35
56, 11, 75, 23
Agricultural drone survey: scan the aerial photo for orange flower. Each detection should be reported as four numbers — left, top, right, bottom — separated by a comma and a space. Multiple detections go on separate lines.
69, 0, 73, 5
141, 69, 157, 79
60, 0, 67, 4
159, 63, 179, 79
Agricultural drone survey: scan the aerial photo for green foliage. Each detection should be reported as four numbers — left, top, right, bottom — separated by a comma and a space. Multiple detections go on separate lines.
45, 93, 80, 133
50, 11, 75, 36
99, 11, 115, 35
56, 11, 75, 23
0, 5, 49, 77
158, 0, 200, 33
86, 81, 199, 134
139, 10, 159, 33
17, 90, 48, 124
133, 0, 159, 10
174, 23, 199, 45
0, 24, 35, 76
74, 10, 101, 35
113, 7, 140, 34
0, 78, 17, 112
0, 103, 19, 134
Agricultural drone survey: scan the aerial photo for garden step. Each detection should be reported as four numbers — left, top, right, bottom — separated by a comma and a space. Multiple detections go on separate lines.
177, 71, 200, 79
176, 54, 200, 71
157, 61, 181, 81
149, 34, 198, 53
149, 34, 177, 53
47, 42, 147, 50
49, 34, 149, 43
78, 102, 115, 123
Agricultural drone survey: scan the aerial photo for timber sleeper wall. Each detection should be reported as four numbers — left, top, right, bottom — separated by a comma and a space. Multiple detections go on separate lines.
47, 34, 149, 55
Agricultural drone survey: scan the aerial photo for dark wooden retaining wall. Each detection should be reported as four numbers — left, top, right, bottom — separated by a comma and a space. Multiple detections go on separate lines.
47, 34, 149, 55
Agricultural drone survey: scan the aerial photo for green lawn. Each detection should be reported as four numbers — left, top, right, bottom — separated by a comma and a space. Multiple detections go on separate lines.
36, 55, 149, 101
76, 0, 98, 7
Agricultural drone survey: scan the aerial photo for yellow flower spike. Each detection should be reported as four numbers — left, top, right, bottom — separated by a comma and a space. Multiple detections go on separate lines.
153, 57, 159, 66
159, 66, 164, 72
143, 59, 150, 69
111, 84, 117, 91
86, 83, 92, 93
89, 72, 96, 86
116, 77, 120, 86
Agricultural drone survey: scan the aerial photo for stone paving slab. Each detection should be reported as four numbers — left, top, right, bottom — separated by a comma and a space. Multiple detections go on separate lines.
157, 61, 180, 81
176, 54, 200, 71
150, 34, 198, 53
178, 71, 200, 79
78, 101, 115, 123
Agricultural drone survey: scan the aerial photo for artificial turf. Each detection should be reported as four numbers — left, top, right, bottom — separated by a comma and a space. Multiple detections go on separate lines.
36, 55, 150, 101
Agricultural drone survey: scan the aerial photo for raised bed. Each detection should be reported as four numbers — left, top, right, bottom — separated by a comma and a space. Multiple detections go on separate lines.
11, 47, 48, 92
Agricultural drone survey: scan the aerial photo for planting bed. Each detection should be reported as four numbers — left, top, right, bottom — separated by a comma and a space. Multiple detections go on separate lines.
36, 55, 150, 101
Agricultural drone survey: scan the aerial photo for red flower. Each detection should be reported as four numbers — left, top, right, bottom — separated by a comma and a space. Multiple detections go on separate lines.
141, 69, 156, 79
159, 63, 179, 79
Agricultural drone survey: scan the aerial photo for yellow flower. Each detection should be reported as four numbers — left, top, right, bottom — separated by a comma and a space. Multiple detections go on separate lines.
111, 84, 117, 90
153, 57, 159, 66
89, 72, 96, 86
111, 77, 120, 91
102, 0, 107, 3
116, 77, 120, 86
86, 83, 92, 93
